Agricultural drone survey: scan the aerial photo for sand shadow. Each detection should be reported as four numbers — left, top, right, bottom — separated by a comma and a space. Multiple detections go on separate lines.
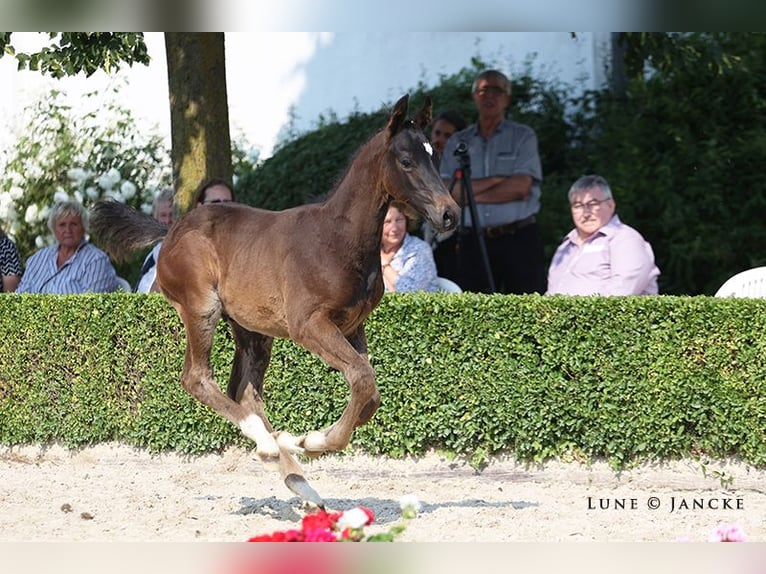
234, 495, 539, 524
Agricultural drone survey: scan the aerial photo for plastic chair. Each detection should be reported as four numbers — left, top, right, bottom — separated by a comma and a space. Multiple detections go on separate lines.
714, 267, 766, 298
435, 276, 463, 293
115, 277, 132, 292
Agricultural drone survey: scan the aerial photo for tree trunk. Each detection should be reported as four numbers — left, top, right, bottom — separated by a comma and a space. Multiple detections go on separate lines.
164, 33, 232, 213
609, 32, 628, 99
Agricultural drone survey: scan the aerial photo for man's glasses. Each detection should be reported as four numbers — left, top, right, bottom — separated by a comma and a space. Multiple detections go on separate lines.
570, 198, 610, 212
474, 85, 507, 97
203, 199, 233, 204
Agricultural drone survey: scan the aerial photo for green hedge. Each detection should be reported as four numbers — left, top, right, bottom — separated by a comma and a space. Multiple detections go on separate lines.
2, 293, 766, 468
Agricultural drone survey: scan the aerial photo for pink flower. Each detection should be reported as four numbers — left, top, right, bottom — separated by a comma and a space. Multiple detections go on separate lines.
709, 523, 747, 542
248, 504, 395, 543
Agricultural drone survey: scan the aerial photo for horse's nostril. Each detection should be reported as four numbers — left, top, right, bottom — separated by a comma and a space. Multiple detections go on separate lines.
443, 210, 457, 230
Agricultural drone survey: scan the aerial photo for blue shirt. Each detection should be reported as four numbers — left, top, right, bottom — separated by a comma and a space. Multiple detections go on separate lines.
439, 118, 542, 227
17, 241, 119, 294
386, 233, 438, 293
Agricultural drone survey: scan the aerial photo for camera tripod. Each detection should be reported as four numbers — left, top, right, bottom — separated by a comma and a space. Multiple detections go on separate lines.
448, 142, 496, 293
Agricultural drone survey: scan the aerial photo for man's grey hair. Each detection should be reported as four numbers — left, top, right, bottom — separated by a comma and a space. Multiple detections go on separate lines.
152, 187, 177, 216
472, 69, 512, 96
48, 200, 88, 233
153, 187, 175, 207
568, 175, 613, 202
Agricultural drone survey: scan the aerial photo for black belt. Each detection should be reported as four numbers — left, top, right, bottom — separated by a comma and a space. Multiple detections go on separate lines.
468, 215, 537, 239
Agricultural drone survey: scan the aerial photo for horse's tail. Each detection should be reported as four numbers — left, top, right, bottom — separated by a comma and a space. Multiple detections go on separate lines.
89, 200, 169, 263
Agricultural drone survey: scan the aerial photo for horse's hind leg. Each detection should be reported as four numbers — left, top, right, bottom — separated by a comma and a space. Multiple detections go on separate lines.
227, 320, 324, 508
171, 302, 280, 463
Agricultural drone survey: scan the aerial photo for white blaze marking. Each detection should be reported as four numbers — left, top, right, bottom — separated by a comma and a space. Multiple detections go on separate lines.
423, 141, 433, 156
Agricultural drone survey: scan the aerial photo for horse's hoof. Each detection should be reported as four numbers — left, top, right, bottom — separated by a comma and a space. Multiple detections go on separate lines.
284, 473, 325, 510
303, 431, 327, 454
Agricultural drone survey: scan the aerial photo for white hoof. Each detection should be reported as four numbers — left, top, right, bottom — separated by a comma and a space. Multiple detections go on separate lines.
303, 430, 327, 453
276, 431, 305, 455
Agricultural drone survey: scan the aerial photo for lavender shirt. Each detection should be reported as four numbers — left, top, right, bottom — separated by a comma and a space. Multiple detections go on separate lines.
386, 233, 438, 293
546, 215, 660, 296
17, 241, 119, 294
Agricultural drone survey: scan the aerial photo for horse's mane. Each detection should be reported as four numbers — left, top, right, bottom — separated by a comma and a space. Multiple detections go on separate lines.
320, 119, 419, 204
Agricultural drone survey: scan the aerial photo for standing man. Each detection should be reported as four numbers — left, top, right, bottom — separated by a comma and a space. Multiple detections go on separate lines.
439, 69, 545, 294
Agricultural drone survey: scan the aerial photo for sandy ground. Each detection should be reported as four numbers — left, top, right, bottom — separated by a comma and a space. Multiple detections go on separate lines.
0, 442, 763, 543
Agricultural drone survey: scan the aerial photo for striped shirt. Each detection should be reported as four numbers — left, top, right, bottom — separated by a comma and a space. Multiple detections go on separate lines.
17, 241, 119, 294
0, 234, 22, 292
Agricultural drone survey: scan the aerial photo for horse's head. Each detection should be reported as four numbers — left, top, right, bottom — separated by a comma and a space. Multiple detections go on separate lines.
383, 95, 460, 233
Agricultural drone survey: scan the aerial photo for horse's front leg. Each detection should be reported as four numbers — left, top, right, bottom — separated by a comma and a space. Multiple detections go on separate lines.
290, 319, 380, 456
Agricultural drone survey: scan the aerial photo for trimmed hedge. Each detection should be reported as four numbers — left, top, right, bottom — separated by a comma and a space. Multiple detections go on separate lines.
2, 293, 766, 468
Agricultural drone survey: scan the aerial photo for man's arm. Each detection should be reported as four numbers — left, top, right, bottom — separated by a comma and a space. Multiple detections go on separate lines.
443, 175, 533, 205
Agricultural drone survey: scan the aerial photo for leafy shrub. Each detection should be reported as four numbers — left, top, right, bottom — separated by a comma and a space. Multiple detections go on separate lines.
2, 293, 766, 469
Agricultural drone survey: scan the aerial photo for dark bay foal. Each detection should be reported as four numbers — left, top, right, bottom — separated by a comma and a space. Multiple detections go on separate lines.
90, 94, 459, 507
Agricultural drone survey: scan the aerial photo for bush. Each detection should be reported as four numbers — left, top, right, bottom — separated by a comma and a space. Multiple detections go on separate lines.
2, 293, 766, 469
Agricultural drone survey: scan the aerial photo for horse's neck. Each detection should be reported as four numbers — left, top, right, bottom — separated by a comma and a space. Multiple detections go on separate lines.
324, 144, 388, 258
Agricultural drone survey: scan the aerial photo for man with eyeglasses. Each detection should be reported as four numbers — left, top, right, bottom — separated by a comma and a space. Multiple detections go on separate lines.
438, 69, 546, 294
546, 174, 660, 295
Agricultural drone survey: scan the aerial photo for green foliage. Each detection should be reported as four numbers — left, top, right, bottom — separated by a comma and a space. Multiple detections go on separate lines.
2, 293, 766, 470
577, 33, 766, 295
1, 32, 149, 78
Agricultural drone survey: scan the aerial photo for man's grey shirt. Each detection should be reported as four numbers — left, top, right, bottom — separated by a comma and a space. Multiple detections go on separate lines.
439, 118, 542, 228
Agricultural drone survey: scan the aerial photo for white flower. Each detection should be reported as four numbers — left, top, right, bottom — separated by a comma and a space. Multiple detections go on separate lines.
120, 180, 137, 200
24, 204, 39, 224
336, 507, 370, 531
53, 189, 70, 203
73, 190, 83, 204
39, 205, 51, 221
399, 494, 421, 514
98, 173, 113, 191
67, 168, 90, 185
35, 235, 45, 248
107, 167, 122, 185
9, 186, 24, 200
85, 186, 99, 200
0, 192, 15, 220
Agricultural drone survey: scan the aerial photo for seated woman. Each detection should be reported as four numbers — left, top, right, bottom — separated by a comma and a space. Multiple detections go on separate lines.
380, 201, 438, 293
17, 200, 119, 294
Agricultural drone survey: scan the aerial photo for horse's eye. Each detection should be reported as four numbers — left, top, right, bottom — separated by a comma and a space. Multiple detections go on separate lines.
401, 157, 412, 169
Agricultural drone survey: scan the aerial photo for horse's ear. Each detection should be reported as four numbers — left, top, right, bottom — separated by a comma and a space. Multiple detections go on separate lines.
414, 96, 433, 130
387, 94, 410, 138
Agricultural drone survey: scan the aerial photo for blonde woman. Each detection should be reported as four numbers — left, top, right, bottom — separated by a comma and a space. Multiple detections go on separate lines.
17, 201, 118, 294
380, 201, 438, 293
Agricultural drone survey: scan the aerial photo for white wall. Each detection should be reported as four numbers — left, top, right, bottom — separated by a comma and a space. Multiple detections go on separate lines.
284, 32, 610, 139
